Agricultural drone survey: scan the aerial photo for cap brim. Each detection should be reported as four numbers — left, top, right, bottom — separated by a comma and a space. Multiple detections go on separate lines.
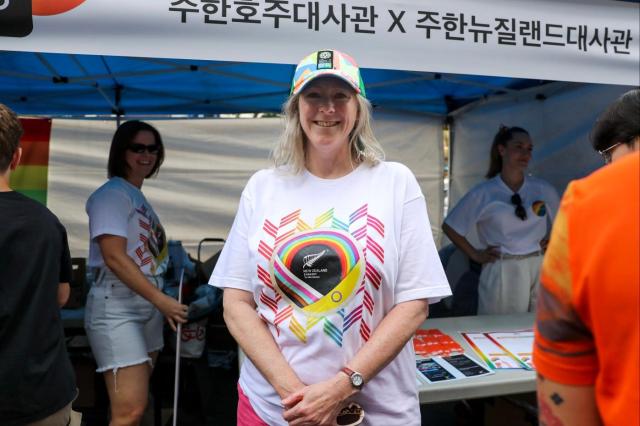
292, 70, 361, 96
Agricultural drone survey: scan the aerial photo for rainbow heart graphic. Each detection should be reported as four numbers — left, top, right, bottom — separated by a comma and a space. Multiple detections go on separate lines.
532, 200, 547, 217
270, 229, 364, 317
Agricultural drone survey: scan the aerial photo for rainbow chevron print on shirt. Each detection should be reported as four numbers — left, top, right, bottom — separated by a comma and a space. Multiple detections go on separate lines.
258, 204, 384, 347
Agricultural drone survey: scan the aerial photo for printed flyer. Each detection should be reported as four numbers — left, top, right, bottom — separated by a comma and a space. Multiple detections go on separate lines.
416, 353, 493, 384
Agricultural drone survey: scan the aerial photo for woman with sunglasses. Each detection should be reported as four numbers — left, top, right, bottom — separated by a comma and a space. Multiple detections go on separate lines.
84, 120, 188, 425
442, 125, 560, 315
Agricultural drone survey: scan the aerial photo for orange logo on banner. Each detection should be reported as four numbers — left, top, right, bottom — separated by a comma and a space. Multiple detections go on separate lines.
32, 0, 86, 16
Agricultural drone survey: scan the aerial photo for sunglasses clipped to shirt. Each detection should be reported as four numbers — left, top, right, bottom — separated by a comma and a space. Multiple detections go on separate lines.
511, 193, 527, 221
128, 143, 160, 154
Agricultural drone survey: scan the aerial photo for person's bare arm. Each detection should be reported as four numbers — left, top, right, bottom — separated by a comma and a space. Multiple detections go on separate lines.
223, 288, 305, 399
282, 299, 429, 426
97, 234, 187, 330
442, 222, 499, 264
57, 282, 70, 307
537, 374, 602, 426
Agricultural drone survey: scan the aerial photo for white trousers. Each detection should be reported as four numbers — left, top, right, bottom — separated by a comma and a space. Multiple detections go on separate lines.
477, 255, 543, 315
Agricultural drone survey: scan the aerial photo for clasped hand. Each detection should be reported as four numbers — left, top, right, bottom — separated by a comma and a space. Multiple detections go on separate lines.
282, 375, 353, 426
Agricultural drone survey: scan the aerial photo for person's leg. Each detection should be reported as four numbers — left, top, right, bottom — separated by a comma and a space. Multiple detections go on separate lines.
480, 259, 532, 314
148, 351, 159, 370
103, 363, 152, 426
141, 351, 160, 426
496, 259, 531, 313
86, 274, 158, 426
477, 261, 501, 314
24, 402, 72, 426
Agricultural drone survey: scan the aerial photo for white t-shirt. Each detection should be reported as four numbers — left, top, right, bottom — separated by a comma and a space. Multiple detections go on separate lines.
445, 175, 560, 255
210, 162, 451, 426
86, 177, 168, 276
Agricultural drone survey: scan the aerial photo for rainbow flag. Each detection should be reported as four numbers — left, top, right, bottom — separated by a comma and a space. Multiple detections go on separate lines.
9, 118, 52, 205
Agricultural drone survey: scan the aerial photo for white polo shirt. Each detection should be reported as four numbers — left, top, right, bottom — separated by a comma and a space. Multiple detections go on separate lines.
445, 175, 560, 255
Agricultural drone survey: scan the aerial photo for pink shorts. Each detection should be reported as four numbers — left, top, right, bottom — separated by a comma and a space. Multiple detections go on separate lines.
237, 383, 269, 426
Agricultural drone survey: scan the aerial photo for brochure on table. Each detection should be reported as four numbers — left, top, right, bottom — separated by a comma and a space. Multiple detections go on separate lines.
462, 330, 534, 370
414, 327, 535, 384
413, 329, 494, 384
413, 328, 464, 358
416, 353, 494, 384
487, 331, 534, 370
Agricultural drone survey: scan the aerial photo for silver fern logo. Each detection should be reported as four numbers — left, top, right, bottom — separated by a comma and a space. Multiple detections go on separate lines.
303, 249, 327, 269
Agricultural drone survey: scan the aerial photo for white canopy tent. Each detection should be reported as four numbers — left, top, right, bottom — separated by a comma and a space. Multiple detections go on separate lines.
46, 82, 635, 257
0, 0, 637, 255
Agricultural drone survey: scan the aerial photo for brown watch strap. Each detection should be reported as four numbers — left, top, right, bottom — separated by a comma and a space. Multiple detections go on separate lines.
341, 366, 355, 377
340, 366, 364, 389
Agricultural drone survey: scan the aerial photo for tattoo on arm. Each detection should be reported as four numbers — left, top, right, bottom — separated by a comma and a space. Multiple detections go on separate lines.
550, 392, 564, 406
537, 374, 563, 426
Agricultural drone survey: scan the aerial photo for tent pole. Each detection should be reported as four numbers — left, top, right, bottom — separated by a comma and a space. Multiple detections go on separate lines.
115, 84, 123, 126
445, 116, 455, 219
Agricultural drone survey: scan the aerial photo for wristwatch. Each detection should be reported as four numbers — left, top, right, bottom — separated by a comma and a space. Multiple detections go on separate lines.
341, 366, 365, 390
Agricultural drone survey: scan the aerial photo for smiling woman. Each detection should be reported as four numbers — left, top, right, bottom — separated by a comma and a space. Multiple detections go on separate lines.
123, 130, 161, 188
298, 78, 359, 175
209, 49, 451, 426
84, 120, 187, 426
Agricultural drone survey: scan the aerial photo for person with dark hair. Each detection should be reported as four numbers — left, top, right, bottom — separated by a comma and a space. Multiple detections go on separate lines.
210, 49, 451, 425
534, 90, 639, 426
84, 120, 187, 425
0, 103, 77, 425
591, 88, 640, 164
442, 125, 559, 315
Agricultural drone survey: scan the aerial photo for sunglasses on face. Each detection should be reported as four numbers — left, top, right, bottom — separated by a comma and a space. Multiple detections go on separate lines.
511, 193, 527, 221
128, 143, 160, 154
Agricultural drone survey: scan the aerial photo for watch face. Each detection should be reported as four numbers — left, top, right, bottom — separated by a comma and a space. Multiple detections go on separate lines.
351, 373, 364, 387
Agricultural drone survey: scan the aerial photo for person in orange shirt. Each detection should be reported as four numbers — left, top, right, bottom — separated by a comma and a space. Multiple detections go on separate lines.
534, 89, 640, 426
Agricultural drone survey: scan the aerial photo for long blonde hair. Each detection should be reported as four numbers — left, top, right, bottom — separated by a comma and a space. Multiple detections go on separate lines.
271, 93, 385, 174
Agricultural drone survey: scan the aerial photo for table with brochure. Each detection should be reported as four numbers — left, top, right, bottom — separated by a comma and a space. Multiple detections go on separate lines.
416, 313, 536, 404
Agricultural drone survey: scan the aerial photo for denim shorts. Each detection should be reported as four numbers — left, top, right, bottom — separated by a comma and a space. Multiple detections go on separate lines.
84, 269, 164, 373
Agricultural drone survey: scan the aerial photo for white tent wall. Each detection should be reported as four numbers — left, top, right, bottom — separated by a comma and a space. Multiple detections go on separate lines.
47, 113, 443, 257
372, 111, 444, 243
448, 83, 635, 213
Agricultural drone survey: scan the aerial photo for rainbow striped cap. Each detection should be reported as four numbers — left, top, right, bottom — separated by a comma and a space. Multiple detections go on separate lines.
290, 49, 366, 97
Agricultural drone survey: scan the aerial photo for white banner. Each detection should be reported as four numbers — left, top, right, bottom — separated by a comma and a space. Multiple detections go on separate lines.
0, 0, 638, 85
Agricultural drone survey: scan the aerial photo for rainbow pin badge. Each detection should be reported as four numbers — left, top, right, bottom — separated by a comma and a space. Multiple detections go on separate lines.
532, 200, 547, 217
